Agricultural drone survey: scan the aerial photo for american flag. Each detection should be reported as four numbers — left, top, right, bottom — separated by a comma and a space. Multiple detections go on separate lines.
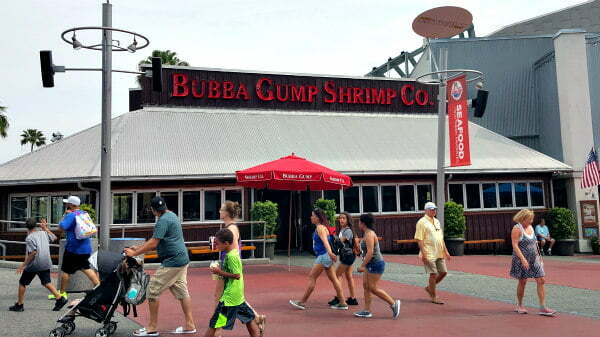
581, 148, 600, 189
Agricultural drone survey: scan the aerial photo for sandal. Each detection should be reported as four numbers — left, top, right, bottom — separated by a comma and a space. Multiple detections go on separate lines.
431, 298, 445, 305
515, 307, 528, 314
171, 326, 197, 334
133, 328, 160, 336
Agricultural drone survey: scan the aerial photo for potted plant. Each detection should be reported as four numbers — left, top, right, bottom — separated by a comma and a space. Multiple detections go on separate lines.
251, 200, 279, 259
590, 237, 599, 255
545, 207, 577, 256
444, 201, 466, 256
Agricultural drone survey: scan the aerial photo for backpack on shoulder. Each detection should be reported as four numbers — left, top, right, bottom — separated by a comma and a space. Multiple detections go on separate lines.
74, 210, 98, 240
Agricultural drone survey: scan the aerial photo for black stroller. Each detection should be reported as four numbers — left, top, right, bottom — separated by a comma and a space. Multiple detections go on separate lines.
49, 250, 144, 337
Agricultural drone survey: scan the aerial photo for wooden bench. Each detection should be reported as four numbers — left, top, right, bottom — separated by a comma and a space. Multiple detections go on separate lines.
464, 239, 505, 255
394, 239, 417, 244
188, 245, 257, 256
144, 251, 159, 261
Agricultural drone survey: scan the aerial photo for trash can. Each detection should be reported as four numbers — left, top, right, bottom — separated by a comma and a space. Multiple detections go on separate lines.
108, 237, 146, 255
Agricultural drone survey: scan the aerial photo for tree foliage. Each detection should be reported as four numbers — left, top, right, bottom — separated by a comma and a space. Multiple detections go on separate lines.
0, 105, 8, 138
20, 129, 46, 152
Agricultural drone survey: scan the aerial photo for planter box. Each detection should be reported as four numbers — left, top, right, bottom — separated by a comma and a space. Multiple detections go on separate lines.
445, 238, 465, 256
554, 239, 576, 256
255, 239, 276, 259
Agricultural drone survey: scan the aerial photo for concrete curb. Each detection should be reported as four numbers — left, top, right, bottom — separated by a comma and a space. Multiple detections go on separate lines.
0, 258, 272, 270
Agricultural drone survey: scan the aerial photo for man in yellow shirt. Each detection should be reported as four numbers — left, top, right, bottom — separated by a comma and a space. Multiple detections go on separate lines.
414, 202, 451, 304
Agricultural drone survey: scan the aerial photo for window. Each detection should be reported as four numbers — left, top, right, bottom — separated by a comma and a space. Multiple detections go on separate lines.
362, 186, 379, 213
381, 186, 398, 212
499, 183, 514, 208
225, 190, 242, 206
399, 185, 415, 212
113, 193, 133, 224
31, 196, 49, 221
465, 184, 481, 209
51, 195, 68, 224
182, 191, 201, 222
417, 185, 433, 210
160, 192, 179, 216
530, 182, 544, 207
343, 187, 359, 213
515, 183, 528, 207
448, 184, 464, 206
204, 190, 222, 220
324, 190, 341, 213
552, 179, 568, 208
10, 196, 28, 227
137, 192, 156, 224
482, 183, 497, 208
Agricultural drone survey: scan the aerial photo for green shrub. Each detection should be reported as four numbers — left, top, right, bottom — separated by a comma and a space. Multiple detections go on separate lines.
313, 198, 337, 227
80, 204, 97, 223
250, 201, 279, 236
545, 207, 577, 240
444, 201, 466, 238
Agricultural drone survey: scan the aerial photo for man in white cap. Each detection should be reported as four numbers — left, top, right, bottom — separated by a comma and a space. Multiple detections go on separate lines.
414, 202, 451, 304
53, 196, 99, 299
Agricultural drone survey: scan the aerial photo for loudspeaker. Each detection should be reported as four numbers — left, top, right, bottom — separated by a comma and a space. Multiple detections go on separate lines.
40, 50, 55, 88
473, 89, 488, 118
151, 57, 162, 92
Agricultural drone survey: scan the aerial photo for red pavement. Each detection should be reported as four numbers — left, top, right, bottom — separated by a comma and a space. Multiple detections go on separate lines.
385, 255, 600, 291
129, 264, 600, 337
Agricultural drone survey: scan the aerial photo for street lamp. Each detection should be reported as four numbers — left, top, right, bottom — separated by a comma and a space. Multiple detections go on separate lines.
40, 1, 152, 250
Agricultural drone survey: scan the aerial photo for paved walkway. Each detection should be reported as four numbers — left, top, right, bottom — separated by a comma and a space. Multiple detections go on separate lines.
2, 254, 599, 337
0, 268, 140, 337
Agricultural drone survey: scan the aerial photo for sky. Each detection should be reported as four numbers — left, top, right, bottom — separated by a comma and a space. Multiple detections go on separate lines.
0, 0, 587, 164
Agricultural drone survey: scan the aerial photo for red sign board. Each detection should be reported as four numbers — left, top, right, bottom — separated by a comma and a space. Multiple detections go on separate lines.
447, 74, 471, 167
412, 6, 473, 39
140, 67, 438, 114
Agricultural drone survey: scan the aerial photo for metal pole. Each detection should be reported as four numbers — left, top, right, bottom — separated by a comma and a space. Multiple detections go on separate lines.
436, 48, 448, 229
99, 1, 113, 250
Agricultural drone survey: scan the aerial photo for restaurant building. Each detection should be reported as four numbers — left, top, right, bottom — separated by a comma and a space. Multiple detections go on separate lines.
0, 65, 571, 254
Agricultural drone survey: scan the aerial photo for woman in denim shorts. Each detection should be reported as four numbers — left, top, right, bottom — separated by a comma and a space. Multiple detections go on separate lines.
289, 208, 348, 311
355, 213, 401, 319
327, 212, 359, 307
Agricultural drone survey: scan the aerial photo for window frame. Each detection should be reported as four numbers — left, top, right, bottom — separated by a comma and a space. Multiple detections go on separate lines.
445, 180, 546, 211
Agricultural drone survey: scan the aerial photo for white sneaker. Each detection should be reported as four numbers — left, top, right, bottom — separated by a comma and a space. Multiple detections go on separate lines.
289, 300, 306, 310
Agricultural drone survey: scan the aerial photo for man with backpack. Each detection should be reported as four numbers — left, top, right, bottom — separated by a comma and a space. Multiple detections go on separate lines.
53, 196, 100, 299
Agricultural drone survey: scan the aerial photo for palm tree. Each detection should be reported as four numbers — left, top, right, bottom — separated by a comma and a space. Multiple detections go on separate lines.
20, 129, 46, 152
139, 50, 190, 67
0, 105, 8, 138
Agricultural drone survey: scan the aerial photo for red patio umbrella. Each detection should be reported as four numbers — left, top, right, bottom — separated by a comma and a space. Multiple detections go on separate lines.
236, 153, 352, 264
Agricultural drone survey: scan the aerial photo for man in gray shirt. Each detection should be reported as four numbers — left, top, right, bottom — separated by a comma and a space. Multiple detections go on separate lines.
9, 218, 67, 312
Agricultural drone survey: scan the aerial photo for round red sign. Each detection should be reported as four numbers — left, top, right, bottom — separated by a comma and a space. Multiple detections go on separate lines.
412, 6, 473, 39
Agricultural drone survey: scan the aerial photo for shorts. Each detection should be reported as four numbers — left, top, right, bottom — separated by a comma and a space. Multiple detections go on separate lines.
339, 253, 356, 266
147, 264, 190, 300
366, 260, 385, 274
424, 258, 447, 275
19, 269, 51, 286
315, 253, 334, 268
61, 251, 91, 274
209, 301, 255, 330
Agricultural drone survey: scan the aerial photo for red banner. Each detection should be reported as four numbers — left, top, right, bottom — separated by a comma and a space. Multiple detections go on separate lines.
447, 75, 471, 167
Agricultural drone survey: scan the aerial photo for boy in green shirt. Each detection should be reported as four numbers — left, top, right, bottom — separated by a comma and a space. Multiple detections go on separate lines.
205, 229, 259, 337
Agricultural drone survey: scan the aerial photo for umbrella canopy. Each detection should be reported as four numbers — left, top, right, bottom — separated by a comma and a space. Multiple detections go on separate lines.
236, 154, 352, 190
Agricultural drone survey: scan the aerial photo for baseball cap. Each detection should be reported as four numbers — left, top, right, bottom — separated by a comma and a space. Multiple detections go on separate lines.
63, 196, 81, 206
150, 196, 167, 211
424, 202, 437, 210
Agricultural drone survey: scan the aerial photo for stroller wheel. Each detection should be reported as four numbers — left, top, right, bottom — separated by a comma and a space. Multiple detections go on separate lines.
61, 322, 76, 335
49, 327, 66, 337
95, 328, 108, 337
106, 322, 118, 335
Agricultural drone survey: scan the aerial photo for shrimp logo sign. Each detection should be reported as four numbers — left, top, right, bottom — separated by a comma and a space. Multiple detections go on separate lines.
450, 80, 463, 101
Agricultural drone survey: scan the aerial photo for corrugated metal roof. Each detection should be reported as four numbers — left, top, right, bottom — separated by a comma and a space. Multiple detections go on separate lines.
0, 107, 571, 185
490, 0, 600, 37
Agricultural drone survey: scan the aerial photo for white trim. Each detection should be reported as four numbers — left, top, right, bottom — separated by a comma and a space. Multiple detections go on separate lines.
447, 180, 546, 211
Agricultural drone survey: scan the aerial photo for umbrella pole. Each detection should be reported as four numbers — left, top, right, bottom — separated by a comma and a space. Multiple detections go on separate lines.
288, 190, 293, 271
